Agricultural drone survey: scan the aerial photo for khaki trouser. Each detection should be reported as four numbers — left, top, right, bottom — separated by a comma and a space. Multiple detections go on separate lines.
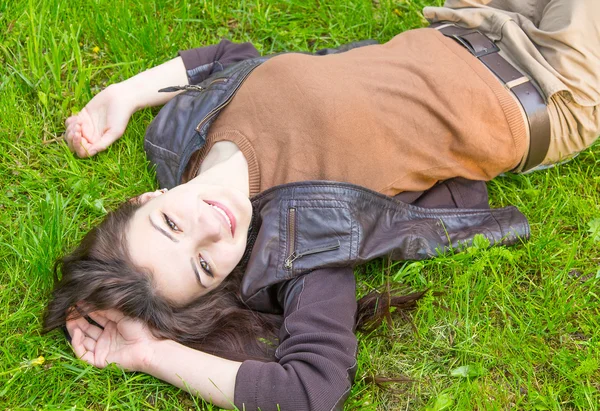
424, 0, 600, 167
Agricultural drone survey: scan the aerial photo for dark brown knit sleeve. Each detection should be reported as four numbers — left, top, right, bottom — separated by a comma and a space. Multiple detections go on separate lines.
234, 268, 358, 411
178, 39, 260, 84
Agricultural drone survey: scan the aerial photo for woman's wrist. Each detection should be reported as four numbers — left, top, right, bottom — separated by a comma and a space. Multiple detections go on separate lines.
137, 337, 169, 374
139, 338, 241, 408
102, 82, 139, 115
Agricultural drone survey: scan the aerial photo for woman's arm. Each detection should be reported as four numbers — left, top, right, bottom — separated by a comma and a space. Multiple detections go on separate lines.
118, 56, 190, 110
144, 340, 241, 408
67, 267, 357, 410
235, 268, 358, 411
66, 309, 241, 409
66, 39, 259, 158
65, 57, 188, 158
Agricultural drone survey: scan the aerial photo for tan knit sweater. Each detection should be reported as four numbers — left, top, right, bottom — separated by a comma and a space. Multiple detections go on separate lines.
187, 28, 526, 197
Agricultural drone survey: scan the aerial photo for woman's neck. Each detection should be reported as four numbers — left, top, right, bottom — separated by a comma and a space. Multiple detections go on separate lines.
188, 141, 250, 197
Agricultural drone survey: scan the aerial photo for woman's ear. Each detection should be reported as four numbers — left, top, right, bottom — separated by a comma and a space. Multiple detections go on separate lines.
129, 188, 168, 205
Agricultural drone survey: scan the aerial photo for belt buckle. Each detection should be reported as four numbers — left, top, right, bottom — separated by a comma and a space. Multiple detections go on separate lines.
451, 30, 500, 58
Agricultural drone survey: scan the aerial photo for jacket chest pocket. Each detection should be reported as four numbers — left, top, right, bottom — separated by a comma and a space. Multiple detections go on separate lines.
281, 200, 357, 275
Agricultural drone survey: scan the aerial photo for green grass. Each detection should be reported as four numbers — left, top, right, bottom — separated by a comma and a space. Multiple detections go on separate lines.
1, 0, 599, 409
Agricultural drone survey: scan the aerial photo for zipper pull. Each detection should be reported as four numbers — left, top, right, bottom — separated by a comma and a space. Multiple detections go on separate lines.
284, 251, 299, 269
158, 85, 204, 93
283, 241, 341, 270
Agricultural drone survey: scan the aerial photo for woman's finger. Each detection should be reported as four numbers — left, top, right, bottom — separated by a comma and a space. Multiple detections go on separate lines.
74, 131, 95, 158
65, 122, 74, 137
70, 315, 104, 340
93, 309, 126, 324
82, 334, 97, 352
65, 318, 78, 339
72, 129, 84, 157
65, 115, 78, 128
87, 311, 110, 327
67, 114, 92, 157
65, 117, 81, 149
71, 328, 96, 364
64, 128, 74, 151
71, 328, 86, 358
78, 108, 93, 140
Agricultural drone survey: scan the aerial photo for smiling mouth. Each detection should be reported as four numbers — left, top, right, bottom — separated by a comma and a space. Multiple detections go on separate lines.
205, 201, 236, 236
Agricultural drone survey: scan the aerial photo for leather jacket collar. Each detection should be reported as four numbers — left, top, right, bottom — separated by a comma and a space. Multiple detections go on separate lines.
145, 57, 269, 189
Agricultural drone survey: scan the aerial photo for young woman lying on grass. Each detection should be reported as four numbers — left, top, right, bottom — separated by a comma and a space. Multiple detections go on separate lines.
44, 1, 599, 410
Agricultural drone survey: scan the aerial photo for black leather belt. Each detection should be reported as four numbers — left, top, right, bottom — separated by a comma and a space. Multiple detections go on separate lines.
432, 23, 551, 172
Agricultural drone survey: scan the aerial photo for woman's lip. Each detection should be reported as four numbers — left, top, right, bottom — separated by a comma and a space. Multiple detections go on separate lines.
205, 200, 236, 237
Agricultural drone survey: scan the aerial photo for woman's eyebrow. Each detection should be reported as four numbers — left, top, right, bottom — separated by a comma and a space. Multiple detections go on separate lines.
148, 216, 179, 243
190, 258, 206, 288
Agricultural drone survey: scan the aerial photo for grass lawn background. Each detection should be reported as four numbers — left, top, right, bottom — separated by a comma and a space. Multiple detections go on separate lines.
1, 0, 599, 409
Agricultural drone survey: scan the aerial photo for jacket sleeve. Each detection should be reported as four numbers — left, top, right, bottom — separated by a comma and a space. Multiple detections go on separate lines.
234, 268, 358, 411
178, 39, 260, 84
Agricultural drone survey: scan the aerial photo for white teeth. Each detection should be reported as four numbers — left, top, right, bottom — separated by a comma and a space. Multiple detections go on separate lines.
210, 204, 232, 230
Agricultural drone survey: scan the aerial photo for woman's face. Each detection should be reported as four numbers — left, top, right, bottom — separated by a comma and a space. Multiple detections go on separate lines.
126, 182, 252, 304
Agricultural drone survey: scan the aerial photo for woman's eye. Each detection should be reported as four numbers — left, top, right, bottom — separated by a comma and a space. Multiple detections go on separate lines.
163, 213, 180, 232
199, 255, 214, 278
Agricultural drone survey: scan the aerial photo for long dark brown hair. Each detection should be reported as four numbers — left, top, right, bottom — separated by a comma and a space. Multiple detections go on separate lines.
44, 200, 425, 361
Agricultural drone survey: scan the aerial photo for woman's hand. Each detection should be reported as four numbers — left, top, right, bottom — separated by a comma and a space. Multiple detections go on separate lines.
64, 56, 188, 157
65, 84, 136, 158
66, 309, 158, 372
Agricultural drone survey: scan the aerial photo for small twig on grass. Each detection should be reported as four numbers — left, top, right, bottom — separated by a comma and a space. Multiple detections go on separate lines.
42, 129, 64, 145
364, 374, 416, 393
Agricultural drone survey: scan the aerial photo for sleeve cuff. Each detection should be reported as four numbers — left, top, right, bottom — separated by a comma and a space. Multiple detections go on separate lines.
234, 360, 265, 410
177, 47, 219, 85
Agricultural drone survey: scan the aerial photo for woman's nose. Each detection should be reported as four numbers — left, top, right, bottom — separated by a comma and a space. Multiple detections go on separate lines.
197, 203, 223, 242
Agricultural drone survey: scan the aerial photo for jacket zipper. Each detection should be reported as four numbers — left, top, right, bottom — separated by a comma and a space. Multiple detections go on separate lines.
284, 242, 341, 270
159, 78, 227, 94
285, 208, 297, 268
158, 84, 205, 92
194, 66, 259, 133
284, 207, 341, 269
208, 77, 228, 86
193, 65, 260, 177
